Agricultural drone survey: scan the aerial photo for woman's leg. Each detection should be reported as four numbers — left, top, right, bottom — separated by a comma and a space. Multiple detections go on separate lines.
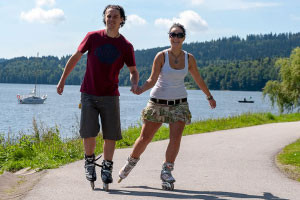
165, 121, 186, 163
131, 120, 162, 158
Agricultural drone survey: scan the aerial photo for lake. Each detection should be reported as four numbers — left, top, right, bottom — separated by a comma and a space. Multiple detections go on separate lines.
0, 83, 279, 138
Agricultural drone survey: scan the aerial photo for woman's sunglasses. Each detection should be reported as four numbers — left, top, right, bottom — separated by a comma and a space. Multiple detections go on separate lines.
169, 32, 185, 38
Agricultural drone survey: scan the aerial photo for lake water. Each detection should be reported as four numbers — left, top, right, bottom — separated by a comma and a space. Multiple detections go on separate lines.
0, 83, 279, 138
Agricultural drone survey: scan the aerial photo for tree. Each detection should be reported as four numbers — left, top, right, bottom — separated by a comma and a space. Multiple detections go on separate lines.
263, 47, 300, 113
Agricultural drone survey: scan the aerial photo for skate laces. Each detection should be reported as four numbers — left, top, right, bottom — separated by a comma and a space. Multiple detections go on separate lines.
102, 160, 113, 171
85, 154, 95, 163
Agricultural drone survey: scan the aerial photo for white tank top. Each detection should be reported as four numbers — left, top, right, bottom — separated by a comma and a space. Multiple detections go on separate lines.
150, 50, 188, 100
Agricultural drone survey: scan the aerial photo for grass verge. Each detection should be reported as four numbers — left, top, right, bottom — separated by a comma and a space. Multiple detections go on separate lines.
276, 138, 300, 182
1, 112, 300, 179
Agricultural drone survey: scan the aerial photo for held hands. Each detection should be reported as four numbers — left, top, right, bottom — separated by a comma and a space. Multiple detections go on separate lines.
130, 85, 143, 95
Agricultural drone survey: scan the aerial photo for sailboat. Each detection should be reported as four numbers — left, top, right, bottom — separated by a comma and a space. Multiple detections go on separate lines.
17, 53, 47, 104
17, 84, 47, 104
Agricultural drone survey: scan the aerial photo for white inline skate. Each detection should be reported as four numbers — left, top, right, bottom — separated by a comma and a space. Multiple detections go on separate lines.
118, 156, 140, 183
160, 162, 175, 191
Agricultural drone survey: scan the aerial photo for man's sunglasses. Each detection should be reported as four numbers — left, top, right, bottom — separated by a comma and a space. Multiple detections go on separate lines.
169, 32, 185, 38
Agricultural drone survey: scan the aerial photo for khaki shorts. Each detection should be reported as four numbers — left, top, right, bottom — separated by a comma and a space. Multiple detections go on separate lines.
80, 93, 122, 140
141, 100, 192, 124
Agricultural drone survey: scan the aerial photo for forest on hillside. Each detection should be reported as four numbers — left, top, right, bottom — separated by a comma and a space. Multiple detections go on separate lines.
1, 32, 300, 91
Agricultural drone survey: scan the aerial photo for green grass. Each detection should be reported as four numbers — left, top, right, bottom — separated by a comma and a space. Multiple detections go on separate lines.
277, 139, 300, 181
1, 112, 300, 177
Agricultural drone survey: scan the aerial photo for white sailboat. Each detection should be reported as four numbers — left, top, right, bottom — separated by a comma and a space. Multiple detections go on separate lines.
17, 84, 47, 104
17, 52, 47, 104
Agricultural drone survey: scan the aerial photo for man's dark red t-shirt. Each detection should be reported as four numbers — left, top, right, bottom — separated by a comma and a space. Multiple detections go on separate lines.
78, 29, 136, 96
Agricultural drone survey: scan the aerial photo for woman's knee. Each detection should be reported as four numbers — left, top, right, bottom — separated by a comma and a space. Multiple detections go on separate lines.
139, 134, 153, 144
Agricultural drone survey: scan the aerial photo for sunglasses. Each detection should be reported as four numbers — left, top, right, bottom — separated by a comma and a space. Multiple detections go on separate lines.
169, 32, 185, 38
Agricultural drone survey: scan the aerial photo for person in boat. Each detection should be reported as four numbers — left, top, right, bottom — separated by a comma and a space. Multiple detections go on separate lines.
56, 5, 139, 186
118, 23, 216, 188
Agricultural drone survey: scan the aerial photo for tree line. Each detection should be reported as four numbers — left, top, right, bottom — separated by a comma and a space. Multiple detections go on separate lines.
1, 32, 300, 91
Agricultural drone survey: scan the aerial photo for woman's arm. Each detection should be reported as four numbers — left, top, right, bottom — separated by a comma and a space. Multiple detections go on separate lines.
188, 53, 216, 108
137, 51, 165, 94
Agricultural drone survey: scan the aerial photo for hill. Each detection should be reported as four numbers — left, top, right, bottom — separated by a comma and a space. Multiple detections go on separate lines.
1, 32, 300, 91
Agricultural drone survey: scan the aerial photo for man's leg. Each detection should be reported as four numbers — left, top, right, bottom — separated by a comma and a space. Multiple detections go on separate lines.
103, 139, 116, 161
80, 93, 100, 184
84, 137, 97, 156
99, 96, 121, 185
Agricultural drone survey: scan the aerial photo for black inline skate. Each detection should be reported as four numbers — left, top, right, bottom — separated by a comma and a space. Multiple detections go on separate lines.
84, 154, 102, 190
160, 162, 175, 190
101, 160, 113, 191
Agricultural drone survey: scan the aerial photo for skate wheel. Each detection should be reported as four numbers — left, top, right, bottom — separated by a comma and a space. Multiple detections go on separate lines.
103, 183, 109, 191
118, 178, 123, 183
162, 182, 174, 191
90, 181, 95, 190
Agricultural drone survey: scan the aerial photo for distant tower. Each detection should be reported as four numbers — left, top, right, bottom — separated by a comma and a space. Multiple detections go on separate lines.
37, 52, 39, 57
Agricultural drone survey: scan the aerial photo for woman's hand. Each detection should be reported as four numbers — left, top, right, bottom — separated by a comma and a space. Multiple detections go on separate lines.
208, 98, 216, 109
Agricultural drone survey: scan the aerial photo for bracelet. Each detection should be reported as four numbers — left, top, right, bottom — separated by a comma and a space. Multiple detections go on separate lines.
206, 95, 214, 101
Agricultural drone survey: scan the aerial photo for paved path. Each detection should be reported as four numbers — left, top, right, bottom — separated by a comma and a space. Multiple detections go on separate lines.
23, 122, 300, 200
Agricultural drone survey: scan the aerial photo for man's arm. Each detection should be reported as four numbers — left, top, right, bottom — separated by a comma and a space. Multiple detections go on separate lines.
57, 51, 83, 95
128, 66, 139, 94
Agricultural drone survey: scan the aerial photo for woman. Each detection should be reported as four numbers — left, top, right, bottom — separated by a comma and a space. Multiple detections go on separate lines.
118, 23, 216, 190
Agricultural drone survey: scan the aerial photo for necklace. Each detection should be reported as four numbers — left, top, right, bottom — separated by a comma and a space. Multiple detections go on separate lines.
170, 51, 182, 64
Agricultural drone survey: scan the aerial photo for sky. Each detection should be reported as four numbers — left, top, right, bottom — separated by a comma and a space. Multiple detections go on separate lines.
1, 0, 300, 59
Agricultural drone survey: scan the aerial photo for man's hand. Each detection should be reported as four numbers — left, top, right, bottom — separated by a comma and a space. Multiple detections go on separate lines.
130, 84, 138, 94
130, 85, 144, 95
57, 81, 65, 95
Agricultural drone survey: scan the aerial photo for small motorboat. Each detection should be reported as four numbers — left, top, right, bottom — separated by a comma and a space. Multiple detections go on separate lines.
238, 98, 254, 103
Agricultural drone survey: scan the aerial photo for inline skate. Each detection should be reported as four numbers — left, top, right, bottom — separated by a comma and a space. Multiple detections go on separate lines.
160, 162, 175, 190
84, 154, 102, 190
101, 160, 113, 191
118, 156, 140, 183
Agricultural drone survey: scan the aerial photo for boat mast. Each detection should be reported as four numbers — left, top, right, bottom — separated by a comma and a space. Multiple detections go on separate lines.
35, 52, 39, 96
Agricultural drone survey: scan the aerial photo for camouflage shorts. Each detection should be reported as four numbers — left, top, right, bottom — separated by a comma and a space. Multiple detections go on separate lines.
141, 100, 192, 124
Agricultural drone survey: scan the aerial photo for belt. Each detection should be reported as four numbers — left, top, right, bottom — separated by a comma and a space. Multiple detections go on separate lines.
150, 98, 187, 105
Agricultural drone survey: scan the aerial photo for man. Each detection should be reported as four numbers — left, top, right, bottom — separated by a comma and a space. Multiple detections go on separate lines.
56, 5, 139, 189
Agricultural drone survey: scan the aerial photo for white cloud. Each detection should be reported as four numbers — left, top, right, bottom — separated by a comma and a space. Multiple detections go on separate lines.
20, 7, 65, 24
155, 10, 208, 34
36, 0, 56, 7
188, 0, 281, 10
126, 14, 147, 27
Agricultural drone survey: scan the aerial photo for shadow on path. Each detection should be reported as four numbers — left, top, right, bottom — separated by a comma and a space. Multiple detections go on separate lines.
94, 186, 288, 200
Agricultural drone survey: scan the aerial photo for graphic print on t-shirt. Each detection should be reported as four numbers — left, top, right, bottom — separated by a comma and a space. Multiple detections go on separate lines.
94, 44, 120, 65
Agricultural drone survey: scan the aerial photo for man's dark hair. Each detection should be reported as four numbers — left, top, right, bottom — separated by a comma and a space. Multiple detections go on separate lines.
102, 5, 126, 27
168, 23, 186, 37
